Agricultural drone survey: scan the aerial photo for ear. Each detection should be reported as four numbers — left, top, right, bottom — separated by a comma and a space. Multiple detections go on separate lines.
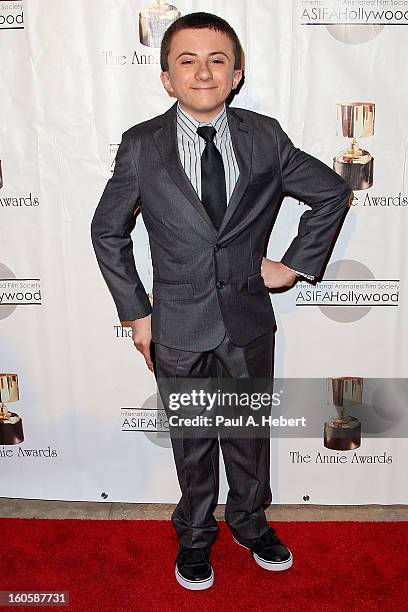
160, 71, 174, 95
232, 69, 243, 90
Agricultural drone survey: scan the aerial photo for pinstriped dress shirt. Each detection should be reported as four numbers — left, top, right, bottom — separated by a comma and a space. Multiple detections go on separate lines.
175, 101, 314, 280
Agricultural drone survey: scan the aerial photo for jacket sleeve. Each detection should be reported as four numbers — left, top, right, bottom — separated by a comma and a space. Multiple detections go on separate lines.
90, 130, 152, 322
272, 119, 353, 279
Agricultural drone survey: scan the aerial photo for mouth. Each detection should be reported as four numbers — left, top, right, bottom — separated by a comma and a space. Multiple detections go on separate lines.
191, 87, 217, 91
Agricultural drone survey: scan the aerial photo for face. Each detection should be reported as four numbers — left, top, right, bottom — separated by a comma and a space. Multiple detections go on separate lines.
160, 27, 243, 122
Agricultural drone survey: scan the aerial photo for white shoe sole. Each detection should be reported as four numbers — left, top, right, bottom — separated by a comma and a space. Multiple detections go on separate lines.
232, 535, 293, 571
175, 565, 214, 590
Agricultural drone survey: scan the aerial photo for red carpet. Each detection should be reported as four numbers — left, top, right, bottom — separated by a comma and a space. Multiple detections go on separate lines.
0, 518, 406, 611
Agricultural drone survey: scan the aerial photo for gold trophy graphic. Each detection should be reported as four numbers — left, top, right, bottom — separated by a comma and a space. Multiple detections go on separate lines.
139, 0, 181, 48
0, 373, 24, 445
333, 102, 375, 190
324, 377, 363, 451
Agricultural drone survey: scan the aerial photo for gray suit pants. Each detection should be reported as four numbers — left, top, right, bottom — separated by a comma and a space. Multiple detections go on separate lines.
151, 328, 275, 550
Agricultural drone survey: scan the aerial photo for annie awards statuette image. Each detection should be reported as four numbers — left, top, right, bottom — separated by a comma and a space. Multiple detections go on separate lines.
333, 102, 375, 191
324, 377, 363, 451
139, 0, 181, 47
0, 373, 24, 445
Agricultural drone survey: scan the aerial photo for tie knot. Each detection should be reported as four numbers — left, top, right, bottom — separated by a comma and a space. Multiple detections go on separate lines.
196, 125, 216, 143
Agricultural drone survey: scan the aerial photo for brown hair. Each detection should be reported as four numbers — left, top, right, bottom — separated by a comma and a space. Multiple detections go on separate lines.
160, 11, 244, 72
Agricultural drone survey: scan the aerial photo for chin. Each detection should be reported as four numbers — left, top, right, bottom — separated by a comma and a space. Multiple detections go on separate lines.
189, 97, 221, 106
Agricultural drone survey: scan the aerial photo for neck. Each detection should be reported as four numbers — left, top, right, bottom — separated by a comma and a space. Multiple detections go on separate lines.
178, 101, 225, 123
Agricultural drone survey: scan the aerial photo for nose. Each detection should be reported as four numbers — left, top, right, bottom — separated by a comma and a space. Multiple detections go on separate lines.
195, 61, 213, 81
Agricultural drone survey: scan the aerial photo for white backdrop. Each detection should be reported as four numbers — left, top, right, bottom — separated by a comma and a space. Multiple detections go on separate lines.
1, 0, 407, 504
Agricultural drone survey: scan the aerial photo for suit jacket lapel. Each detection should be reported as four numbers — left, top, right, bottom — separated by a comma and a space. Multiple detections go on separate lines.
217, 105, 253, 239
152, 102, 217, 236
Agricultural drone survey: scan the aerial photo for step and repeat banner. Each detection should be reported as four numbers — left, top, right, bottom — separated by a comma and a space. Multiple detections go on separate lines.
1, 0, 407, 504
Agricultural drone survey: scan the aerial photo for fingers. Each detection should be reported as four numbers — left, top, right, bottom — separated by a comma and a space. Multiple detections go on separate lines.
134, 338, 154, 372
142, 344, 154, 372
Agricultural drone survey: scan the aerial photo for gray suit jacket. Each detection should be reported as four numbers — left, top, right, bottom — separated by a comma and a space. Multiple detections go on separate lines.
91, 101, 352, 351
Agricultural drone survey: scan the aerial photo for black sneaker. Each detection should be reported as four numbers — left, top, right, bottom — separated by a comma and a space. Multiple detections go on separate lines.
232, 527, 293, 571
175, 546, 214, 590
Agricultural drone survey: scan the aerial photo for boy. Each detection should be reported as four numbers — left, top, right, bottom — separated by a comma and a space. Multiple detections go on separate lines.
91, 12, 353, 590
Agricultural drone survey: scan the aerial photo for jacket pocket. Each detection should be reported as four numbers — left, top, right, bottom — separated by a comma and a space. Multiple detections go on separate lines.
249, 170, 275, 185
153, 279, 194, 300
247, 272, 267, 294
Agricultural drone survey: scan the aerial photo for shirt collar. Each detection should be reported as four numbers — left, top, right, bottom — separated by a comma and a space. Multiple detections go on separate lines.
176, 101, 229, 142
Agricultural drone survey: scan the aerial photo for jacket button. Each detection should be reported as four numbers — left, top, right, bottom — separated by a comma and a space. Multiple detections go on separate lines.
214, 245, 222, 253
216, 280, 226, 289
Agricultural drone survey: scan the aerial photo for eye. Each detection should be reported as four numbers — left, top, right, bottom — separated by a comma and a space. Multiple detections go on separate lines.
181, 60, 194, 64
212, 58, 224, 63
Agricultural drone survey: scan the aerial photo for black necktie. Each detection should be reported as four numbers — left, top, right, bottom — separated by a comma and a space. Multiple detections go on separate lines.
196, 125, 227, 230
